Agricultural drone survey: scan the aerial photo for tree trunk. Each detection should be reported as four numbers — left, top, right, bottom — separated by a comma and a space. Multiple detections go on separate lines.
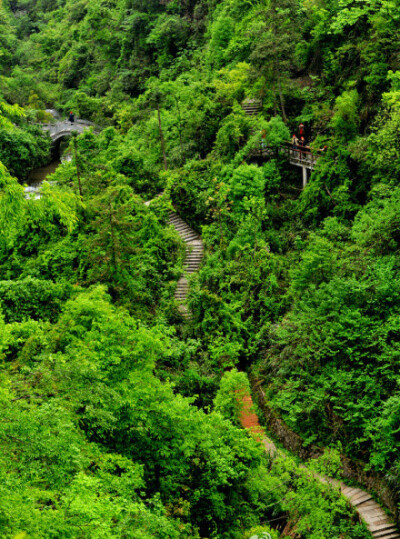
175, 98, 185, 165
73, 136, 83, 197
272, 82, 278, 117
278, 75, 288, 124
157, 103, 168, 171
108, 200, 117, 277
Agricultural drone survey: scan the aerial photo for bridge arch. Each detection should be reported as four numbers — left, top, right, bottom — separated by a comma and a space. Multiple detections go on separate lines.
41, 119, 96, 160
51, 130, 78, 143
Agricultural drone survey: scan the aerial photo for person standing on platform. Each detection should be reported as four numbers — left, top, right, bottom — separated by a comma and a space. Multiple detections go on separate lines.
298, 136, 306, 159
291, 133, 298, 157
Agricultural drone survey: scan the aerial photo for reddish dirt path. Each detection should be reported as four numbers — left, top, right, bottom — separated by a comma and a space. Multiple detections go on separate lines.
239, 394, 266, 443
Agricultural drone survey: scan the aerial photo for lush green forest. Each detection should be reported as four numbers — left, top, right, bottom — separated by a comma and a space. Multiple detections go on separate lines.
0, 0, 400, 536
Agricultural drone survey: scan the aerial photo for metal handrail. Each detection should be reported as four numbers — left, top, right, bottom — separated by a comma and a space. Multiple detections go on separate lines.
253, 142, 319, 169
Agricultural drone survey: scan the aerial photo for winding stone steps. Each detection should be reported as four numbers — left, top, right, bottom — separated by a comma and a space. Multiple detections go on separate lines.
144, 196, 204, 314
167, 211, 204, 315
239, 393, 400, 539
146, 196, 399, 536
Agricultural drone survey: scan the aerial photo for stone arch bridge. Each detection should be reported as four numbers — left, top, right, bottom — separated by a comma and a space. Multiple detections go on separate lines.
41, 119, 95, 143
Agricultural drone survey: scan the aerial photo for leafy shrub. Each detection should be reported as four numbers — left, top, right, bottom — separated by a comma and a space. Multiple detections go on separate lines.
330, 90, 359, 141
214, 368, 252, 425
352, 184, 400, 253
0, 277, 73, 322
0, 124, 50, 179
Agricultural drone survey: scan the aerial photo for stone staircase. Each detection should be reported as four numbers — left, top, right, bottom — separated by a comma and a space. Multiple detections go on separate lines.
241, 99, 263, 116
341, 487, 400, 539
168, 211, 204, 315
144, 195, 204, 315
239, 393, 400, 539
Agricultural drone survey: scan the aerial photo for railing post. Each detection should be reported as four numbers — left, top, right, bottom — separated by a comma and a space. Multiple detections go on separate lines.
302, 167, 308, 188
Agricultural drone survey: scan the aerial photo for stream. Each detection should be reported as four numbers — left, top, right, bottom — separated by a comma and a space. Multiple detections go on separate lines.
28, 160, 61, 185
24, 109, 66, 198
25, 160, 60, 198
25, 153, 71, 198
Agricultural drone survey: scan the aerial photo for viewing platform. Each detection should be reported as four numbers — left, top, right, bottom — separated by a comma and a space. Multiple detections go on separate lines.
254, 144, 319, 170
242, 99, 320, 187
252, 143, 320, 187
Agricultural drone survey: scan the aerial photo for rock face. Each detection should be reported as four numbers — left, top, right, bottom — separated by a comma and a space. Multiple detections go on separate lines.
45, 109, 61, 120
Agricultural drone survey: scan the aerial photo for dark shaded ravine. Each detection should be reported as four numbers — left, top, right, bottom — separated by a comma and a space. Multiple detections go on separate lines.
27, 159, 61, 187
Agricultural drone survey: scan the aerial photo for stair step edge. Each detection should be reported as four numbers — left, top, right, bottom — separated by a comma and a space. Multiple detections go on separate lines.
369, 524, 398, 533
371, 532, 400, 538
350, 495, 373, 507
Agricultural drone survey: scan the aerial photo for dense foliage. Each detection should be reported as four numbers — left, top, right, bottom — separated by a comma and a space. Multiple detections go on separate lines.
0, 0, 400, 535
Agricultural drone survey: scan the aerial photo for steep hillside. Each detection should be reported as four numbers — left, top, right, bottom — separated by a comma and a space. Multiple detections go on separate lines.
0, 0, 399, 536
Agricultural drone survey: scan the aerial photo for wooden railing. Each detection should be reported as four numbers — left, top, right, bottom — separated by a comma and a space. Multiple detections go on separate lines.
280, 144, 319, 169
252, 142, 320, 170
